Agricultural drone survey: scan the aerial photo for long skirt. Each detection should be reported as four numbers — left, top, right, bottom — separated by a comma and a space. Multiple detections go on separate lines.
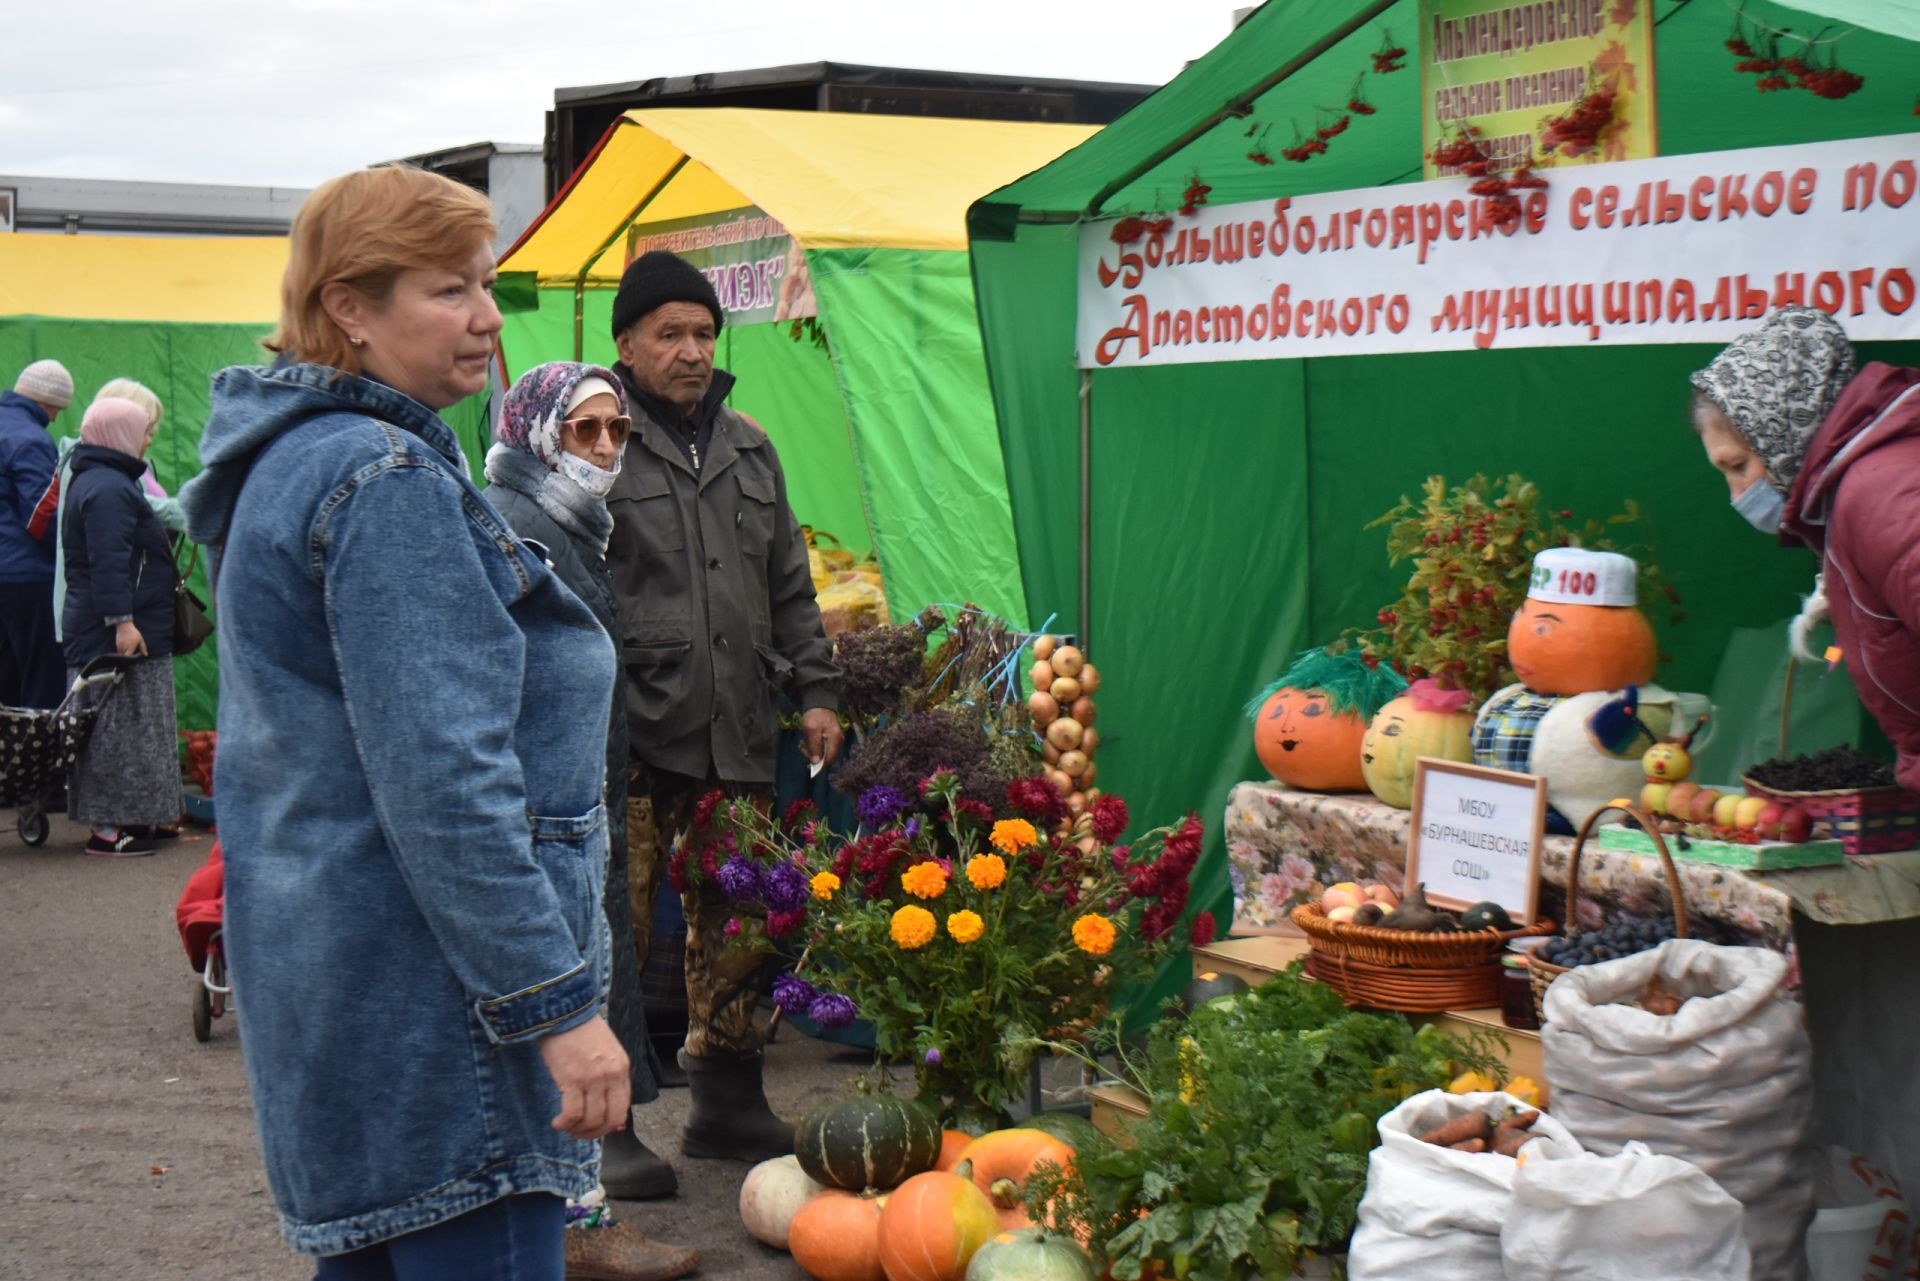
67, 657, 183, 829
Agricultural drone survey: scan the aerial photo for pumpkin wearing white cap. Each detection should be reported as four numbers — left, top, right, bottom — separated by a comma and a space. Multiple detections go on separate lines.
1472, 548, 1692, 828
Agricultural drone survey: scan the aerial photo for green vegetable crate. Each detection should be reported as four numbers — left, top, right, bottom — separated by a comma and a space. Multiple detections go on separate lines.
1598, 822, 1845, 870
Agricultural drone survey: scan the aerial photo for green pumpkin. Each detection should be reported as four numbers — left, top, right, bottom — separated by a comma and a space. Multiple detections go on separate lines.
795, 1088, 942, 1191
1172, 970, 1250, 1017
1461, 901, 1514, 932
1022, 1111, 1099, 1154
965, 1229, 1097, 1281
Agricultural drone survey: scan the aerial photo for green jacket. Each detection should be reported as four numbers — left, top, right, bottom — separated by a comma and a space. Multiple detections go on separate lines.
607, 367, 840, 783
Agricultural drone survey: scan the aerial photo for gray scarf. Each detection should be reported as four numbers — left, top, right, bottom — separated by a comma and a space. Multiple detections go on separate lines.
1689, 305, 1856, 494
483, 443, 614, 554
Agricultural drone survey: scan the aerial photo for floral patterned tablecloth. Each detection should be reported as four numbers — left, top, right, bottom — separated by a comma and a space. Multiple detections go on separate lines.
1227, 782, 1920, 955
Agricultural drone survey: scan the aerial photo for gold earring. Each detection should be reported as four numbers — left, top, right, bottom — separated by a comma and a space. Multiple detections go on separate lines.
348, 336, 366, 348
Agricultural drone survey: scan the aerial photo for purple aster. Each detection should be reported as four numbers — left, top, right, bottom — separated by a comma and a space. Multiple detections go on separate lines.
904, 818, 923, 841
716, 854, 762, 903
761, 861, 810, 915
857, 785, 913, 829
772, 973, 817, 1016
808, 992, 858, 1029
923, 1048, 942, 1066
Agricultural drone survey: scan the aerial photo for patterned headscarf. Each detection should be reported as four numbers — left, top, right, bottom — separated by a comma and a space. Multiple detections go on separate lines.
497, 361, 626, 471
1689, 306, 1856, 494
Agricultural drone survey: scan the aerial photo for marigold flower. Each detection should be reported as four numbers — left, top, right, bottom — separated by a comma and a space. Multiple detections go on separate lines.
990, 818, 1039, 855
810, 871, 842, 902
1072, 912, 1117, 956
890, 904, 937, 950
946, 910, 985, 944
900, 861, 950, 900
966, 853, 1008, 890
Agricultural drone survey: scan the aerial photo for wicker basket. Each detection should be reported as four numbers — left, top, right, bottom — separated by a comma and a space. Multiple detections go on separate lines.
1303, 949, 1506, 1013
1528, 801, 1691, 1025
1740, 777, 1920, 856
1290, 903, 1554, 969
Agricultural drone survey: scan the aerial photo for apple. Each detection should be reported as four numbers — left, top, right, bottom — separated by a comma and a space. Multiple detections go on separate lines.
1713, 793, 1743, 828
1688, 788, 1724, 825
1666, 782, 1702, 820
1733, 796, 1769, 830
1363, 883, 1400, 908
1755, 802, 1788, 840
1640, 782, 1673, 816
1777, 806, 1814, 844
1321, 882, 1366, 912
1326, 905, 1359, 924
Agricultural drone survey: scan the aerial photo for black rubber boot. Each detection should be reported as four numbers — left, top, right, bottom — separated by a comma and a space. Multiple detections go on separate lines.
649, 1035, 688, 1089
599, 1125, 678, 1200
680, 1052, 793, 1162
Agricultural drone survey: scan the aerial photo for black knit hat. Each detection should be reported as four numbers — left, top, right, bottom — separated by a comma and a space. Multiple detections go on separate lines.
611, 250, 724, 338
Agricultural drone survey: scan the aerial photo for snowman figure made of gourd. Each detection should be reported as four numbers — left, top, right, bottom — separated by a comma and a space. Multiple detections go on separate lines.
1472, 548, 1685, 831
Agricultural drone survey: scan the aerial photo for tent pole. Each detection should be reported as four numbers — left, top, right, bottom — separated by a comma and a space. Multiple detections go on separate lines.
570, 153, 693, 360
1079, 368, 1092, 653
573, 279, 586, 361
1082, 0, 1398, 219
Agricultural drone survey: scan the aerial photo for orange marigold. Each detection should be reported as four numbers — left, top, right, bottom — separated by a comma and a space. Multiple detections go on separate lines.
946, 910, 985, 944
891, 905, 937, 950
900, 861, 950, 900
1072, 912, 1117, 956
990, 818, 1039, 854
966, 853, 1008, 890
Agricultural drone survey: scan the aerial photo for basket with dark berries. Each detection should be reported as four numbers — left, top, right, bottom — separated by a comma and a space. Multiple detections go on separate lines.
1742, 747, 1920, 855
1529, 800, 1691, 1024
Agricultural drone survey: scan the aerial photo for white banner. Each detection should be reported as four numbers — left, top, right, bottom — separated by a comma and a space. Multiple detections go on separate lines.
1076, 132, 1920, 368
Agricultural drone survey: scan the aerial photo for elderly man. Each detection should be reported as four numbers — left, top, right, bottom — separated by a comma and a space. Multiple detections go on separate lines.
606, 250, 843, 1166
1, 359, 74, 712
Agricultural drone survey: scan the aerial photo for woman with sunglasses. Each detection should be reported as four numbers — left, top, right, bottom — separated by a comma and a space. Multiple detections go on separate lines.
486, 362, 700, 1281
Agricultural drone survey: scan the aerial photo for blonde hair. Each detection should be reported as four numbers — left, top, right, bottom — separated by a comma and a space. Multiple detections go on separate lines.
94, 378, 162, 427
269, 165, 495, 375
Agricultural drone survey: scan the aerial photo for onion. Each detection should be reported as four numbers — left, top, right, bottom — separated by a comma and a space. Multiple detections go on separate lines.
1070, 696, 1097, 726
1028, 691, 1060, 728
1080, 727, 1100, 754
1033, 635, 1058, 662
1043, 742, 1062, 765
1080, 762, 1097, 789
1051, 646, 1086, 678
1059, 750, 1089, 778
1029, 660, 1055, 692
1067, 791, 1088, 815
1078, 663, 1101, 694
1046, 718, 1084, 751
1047, 769, 1074, 797
1049, 677, 1083, 705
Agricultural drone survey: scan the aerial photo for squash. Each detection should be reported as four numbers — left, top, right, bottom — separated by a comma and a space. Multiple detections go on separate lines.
740, 1154, 829, 1250
957, 1129, 1076, 1230
877, 1161, 1000, 1281
1248, 650, 1406, 794
934, 1130, 976, 1173
1507, 596, 1656, 696
796, 1087, 942, 1191
965, 1229, 1097, 1281
790, 1188, 888, 1281
1361, 679, 1477, 809
1172, 970, 1248, 1017
1022, 1111, 1099, 1155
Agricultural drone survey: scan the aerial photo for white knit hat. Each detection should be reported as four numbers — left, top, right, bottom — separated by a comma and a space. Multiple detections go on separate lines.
14, 360, 74, 409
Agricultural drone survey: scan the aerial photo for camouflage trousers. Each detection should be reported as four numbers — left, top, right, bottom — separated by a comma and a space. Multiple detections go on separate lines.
627, 771, 771, 1059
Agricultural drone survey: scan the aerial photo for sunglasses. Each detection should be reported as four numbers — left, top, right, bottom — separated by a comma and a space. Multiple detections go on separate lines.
561, 414, 633, 446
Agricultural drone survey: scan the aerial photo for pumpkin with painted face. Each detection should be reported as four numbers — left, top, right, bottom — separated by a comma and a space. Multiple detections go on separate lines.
1361, 679, 1477, 809
1249, 650, 1406, 792
1507, 597, 1656, 696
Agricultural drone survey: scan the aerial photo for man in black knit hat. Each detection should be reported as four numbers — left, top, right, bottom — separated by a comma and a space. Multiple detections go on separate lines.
604, 250, 842, 1173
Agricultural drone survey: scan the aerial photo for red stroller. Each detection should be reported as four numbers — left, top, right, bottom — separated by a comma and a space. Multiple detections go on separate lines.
176, 842, 231, 1041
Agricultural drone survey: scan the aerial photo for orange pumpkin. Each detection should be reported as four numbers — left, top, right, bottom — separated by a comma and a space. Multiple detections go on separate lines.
790, 1188, 888, 1281
1253, 686, 1369, 792
957, 1129, 1077, 1230
934, 1130, 975, 1173
878, 1162, 1000, 1281
1507, 597, 1656, 696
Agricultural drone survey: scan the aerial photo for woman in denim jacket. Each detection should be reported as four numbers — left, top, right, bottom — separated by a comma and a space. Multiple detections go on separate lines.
180, 168, 631, 1279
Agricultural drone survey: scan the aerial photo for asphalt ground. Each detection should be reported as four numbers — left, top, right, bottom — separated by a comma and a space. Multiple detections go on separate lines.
0, 812, 867, 1281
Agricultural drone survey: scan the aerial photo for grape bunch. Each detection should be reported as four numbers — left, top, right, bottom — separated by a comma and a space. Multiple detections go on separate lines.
1537, 917, 1677, 968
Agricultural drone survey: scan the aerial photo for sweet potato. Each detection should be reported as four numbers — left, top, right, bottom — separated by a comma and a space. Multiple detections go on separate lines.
1418, 1111, 1495, 1147
1448, 1138, 1488, 1153
1639, 975, 1684, 1016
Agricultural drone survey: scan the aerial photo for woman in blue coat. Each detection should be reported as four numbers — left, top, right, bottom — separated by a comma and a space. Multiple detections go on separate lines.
180, 166, 634, 1279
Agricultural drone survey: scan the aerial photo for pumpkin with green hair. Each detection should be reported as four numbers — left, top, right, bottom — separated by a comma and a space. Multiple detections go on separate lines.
1247, 649, 1407, 792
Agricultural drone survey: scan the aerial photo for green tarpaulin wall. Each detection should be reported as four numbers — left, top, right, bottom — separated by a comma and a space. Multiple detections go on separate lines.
969, 0, 1920, 972
498, 245, 1028, 628
0, 314, 492, 734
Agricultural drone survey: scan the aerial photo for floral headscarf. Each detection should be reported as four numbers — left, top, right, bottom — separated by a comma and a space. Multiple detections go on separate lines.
488, 362, 627, 552
497, 361, 626, 475
1689, 305, 1856, 494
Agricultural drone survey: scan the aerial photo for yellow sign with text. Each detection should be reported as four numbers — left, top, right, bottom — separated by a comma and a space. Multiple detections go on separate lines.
1420, 0, 1657, 177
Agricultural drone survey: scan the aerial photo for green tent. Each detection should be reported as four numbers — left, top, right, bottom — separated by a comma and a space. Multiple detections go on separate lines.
0, 232, 493, 734
494, 108, 1100, 627
969, 0, 1920, 934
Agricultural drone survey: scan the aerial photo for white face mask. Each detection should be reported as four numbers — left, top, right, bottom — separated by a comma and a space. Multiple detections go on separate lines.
555, 450, 618, 501
1732, 478, 1784, 534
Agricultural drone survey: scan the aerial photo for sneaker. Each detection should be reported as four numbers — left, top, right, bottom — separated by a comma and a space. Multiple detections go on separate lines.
85, 832, 157, 857
127, 824, 182, 842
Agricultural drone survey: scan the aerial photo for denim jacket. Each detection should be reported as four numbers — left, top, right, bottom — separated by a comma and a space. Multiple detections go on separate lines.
178, 364, 615, 1256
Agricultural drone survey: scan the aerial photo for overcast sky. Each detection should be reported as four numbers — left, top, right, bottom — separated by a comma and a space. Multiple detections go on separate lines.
4, 1, 1238, 189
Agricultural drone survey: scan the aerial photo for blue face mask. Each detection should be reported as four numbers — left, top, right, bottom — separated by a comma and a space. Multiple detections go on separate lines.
1732, 478, 1784, 534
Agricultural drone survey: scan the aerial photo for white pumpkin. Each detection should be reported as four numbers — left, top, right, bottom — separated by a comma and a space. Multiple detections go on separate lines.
740, 1154, 828, 1250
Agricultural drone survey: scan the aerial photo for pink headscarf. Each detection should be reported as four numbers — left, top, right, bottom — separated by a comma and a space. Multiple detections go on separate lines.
79, 397, 151, 459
